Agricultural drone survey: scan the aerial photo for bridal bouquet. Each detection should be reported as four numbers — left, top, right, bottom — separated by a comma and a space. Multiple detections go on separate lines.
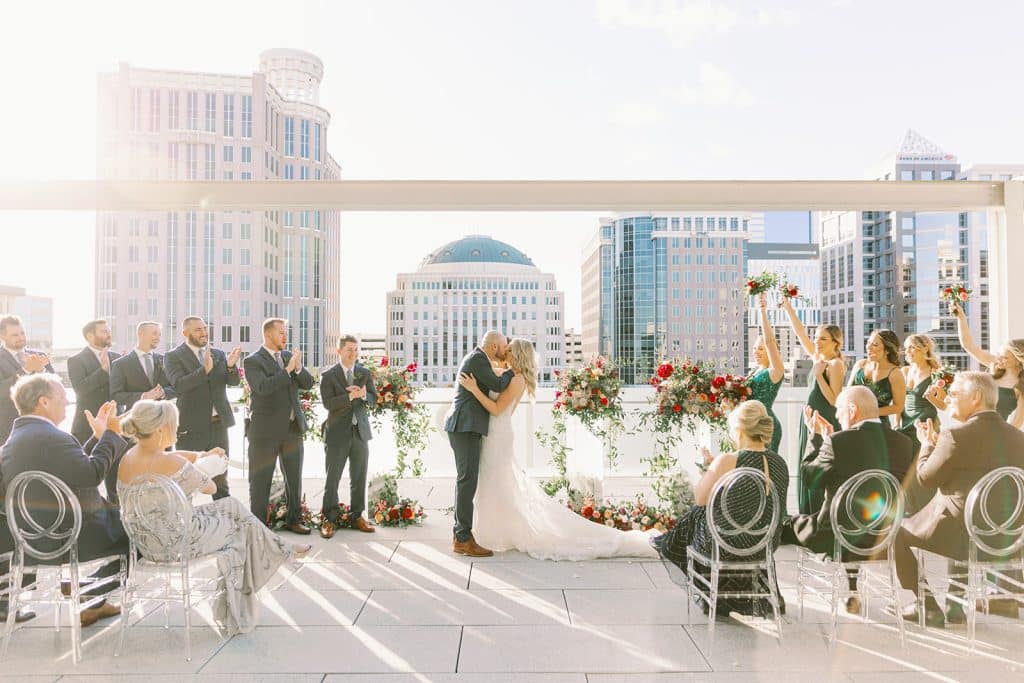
778, 280, 809, 305
552, 356, 624, 428
931, 363, 958, 388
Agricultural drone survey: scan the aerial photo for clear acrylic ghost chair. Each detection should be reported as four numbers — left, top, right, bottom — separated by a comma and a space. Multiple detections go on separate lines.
796, 469, 906, 646
686, 467, 784, 645
0, 549, 20, 660
116, 473, 227, 662
920, 466, 1024, 651
3, 470, 127, 663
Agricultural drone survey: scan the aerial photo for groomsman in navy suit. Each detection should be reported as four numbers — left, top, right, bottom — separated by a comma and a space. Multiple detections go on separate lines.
107, 321, 176, 502
242, 318, 314, 533
67, 319, 121, 445
0, 314, 55, 444
164, 316, 242, 500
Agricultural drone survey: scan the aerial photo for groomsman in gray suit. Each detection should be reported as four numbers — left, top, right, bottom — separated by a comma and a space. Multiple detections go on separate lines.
0, 314, 55, 444
67, 319, 121, 445
319, 335, 378, 537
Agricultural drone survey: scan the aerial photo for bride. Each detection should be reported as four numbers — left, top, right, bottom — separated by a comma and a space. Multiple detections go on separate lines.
458, 338, 661, 560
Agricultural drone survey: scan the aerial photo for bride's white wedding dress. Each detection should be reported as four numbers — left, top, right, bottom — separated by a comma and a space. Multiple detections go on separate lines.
473, 393, 659, 560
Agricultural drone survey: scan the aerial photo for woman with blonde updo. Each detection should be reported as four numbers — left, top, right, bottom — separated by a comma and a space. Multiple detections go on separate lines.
116, 400, 310, 635
458, 339, 661, 560
653, 400, 790, 616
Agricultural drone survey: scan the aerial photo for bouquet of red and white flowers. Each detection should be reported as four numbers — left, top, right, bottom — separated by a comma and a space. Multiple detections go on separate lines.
941, 282, 972, 307
569, 495, 677, 532
931, 363, 957, 389
369, 474, 426, 527
778, 280, 808, 305
553, 356, 623, 429
369, 357, 419, 414
648, 360, 750, 433
744, 271, 780, 297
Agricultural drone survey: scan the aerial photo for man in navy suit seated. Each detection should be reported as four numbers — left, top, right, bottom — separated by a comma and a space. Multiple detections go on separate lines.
0, 374, 127, 627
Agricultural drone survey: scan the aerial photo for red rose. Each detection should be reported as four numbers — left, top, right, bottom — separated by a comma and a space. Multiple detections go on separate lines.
600, 397, 609, 406
406, 362, 418, 373
384, 383, 392, 392
581, 505, 594, 518
388, 508, 400, 520
555, 390, 562, 398
943, 288, 953, 295
405, 402, 413, 409
672, 404, 682, 413
657, 363, 674, 379
380, 357, 389, 367
402, 507, 414, 520
596, 358, 604, 369
711, 376, 726, 389
691, 366, 700, 375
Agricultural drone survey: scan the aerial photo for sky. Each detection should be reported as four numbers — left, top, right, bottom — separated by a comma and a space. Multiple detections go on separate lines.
1, 0, 1023, 346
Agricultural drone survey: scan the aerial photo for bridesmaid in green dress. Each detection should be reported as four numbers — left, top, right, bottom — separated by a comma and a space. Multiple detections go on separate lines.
951, 301, 1024, 428
849, 330, 906, 428
780, 297, 846, 514
749, 293, 785, 453
900, 334, 944, 515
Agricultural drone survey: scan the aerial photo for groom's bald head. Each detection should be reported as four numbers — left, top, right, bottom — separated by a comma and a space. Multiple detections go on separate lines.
480, 330, 508, 360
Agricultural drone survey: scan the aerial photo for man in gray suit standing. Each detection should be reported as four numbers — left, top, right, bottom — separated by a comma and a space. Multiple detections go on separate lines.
319, 335, 378, 538
444, 330, 513, 557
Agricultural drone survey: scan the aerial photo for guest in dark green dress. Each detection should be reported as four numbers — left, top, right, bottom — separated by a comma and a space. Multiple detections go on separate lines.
749, 293, 785, 453
951, 301, 1024, 429
780, 298, 846, 514
849, 330, 906, 428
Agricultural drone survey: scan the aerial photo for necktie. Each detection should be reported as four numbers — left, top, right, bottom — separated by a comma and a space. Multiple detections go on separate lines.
198, 347, 206, 365
142, 352, 154, 383
346, 367, 358, 425
274, 351, 284, 368
16, 350, 25, 366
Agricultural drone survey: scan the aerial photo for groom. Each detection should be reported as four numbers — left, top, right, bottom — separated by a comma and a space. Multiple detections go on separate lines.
445, 330, 514, 557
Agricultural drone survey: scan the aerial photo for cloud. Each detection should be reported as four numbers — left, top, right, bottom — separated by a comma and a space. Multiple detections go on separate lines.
609, 101, 666, 126
757, 8, 800, 27
668, 62, 755, 108
597, 0, 739, 46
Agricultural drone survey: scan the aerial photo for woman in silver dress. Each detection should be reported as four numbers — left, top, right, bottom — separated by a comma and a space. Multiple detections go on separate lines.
116, 400, 310, 635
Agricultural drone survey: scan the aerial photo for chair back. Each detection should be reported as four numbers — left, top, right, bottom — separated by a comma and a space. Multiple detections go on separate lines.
964, 466, 1024, 558
118, 474, 192, 563
830, 469, 905, 558
706, 466, 781, 558
4, 470, 83, 562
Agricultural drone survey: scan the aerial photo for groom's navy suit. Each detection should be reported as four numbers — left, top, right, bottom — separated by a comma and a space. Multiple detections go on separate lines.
444, 347, 513, 543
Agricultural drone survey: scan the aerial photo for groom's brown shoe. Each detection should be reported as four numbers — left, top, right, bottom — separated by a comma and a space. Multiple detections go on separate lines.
453, 534, 493, 557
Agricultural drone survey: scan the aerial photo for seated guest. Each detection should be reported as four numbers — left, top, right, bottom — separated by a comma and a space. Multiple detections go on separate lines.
893, 371, 1024, 627
116, 401, 310, 635
0, 314, 55, 444
654, 400, 789, 617
0, 374, 126, 627
784, 386, 913, 614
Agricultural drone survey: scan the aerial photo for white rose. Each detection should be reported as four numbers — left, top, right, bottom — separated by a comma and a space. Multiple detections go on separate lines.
605, 519, 615, 527
632, 522, 641, 530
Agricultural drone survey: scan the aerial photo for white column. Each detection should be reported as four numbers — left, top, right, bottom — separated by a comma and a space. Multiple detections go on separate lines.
989, 180, 1024, 343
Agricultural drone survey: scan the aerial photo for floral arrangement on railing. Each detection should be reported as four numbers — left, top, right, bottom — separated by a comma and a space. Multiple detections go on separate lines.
568, 494, 679, 532
366, 357, 432, 478
538, 356, 626, 499
236, 367, 323, 443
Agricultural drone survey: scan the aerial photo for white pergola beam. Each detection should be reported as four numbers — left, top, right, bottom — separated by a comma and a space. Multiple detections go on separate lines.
0, 179, 1005, 212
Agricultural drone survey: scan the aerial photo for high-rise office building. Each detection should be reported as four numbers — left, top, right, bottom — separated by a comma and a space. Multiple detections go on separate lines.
582, 212, 765, 383
814, 130, 1001, 369
745, 242, 821, 367
386, 236, 565, 385
95, 49, 341, 367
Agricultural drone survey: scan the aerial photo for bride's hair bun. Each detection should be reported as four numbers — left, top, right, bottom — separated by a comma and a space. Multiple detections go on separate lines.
121, 400, 178, 439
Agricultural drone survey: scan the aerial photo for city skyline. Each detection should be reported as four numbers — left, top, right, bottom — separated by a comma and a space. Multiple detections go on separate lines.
3, 1, 1024, 346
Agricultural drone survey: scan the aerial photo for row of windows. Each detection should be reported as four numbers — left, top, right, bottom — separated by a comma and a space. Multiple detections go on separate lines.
409, 280, 546, 291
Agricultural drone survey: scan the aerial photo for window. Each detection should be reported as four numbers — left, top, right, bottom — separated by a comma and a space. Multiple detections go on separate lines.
240, 275, 250, 291
221, 325, 232, 341
240, 248, 251, 266
223, 94, 235, 137
223, 145, 233, 162
187, 91, 199, 130
284, 117, 295, 156
130, 87, 141, 131
147, 245, 158, 263
204, 92, 216, 132
168, 91, 179, 129
240, 223, 251, 240
239, 326, 250, 343
919, 170, 934, 181
241, 146, 251, 163
314, 122, 321, 162
149, 89, 160, 131
900, 170, 913, 180
222, 248, 232, 264
241, 95, 253, 138
204, 144, 215, 180
300, 119, 310, 158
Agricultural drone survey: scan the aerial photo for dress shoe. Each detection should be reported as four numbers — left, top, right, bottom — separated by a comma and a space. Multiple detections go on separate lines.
453, 535, 493, 558
845, 596, 862, 616
286, 523, 311, 535
890, 602, 945, 628
0, 607, 36, 623
351, 517, 376, 533
61, 578, 99, 597
319, 521, 336, 539
79, 602, 120, 628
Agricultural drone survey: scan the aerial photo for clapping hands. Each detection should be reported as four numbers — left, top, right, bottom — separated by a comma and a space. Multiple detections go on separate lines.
285, 350, 302, 374
803, 405, 834, 437
23, 353, 50, 373
915, 417, 940, 448
85, 400, 118, 439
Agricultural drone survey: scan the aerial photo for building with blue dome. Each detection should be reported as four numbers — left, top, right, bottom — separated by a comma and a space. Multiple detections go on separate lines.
387, 235, 565, 385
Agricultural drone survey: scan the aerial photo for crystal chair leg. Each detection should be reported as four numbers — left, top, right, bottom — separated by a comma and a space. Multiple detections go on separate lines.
183, 561, 192, 663
830, 563, 841, 645
69, 567, 82, 665
707, 565, 720, 655
796, 552, 805, 621
889, 551, 906, 647
766, 557, 783, 643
